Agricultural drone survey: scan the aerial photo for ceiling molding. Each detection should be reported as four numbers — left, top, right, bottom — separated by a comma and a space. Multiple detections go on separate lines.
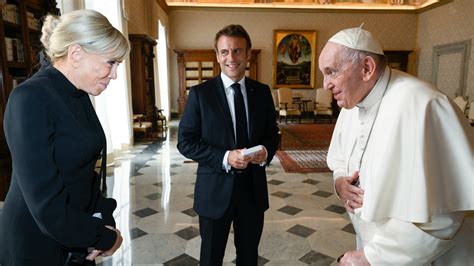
157, 0, 170, 14
165, 0, 451, 13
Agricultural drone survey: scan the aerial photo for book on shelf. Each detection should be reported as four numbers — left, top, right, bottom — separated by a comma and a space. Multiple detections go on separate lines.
202, 70, 214, 77
15, 39, 25, 63
5, 37, 25, 62
185, 70, 199, 77
26, 11, 40, 30
5, 37, 14, 61
2, 4, 20, 24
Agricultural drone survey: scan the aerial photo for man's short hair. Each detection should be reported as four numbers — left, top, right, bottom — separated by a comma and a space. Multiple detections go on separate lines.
214, 24, 252, 51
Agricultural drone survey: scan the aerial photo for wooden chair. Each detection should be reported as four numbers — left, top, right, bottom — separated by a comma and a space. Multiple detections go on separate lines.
271, 91, 280, 119
277, 87, 301, 123
156, 109, 167, 129
313, 88, 333, 123
453, 96, 468, 114
133, 114, 152, 140
468, 101, 474, 126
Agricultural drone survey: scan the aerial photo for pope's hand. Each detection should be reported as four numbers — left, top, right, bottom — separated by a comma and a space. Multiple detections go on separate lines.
335, 171, 364, 213
338, 249, 370, 266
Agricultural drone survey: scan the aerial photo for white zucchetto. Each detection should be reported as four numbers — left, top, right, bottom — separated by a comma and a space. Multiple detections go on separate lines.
328, 25, 384, 55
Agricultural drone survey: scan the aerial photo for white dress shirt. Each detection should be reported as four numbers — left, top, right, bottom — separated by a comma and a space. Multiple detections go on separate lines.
219, 73, 267, 171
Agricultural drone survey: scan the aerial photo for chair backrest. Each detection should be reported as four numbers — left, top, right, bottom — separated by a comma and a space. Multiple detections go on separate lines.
271, 90, 279, 109
278, 87, 293, 105
315, 88, 333, 109
453, 96, 468, 113
468, 101, 474, 120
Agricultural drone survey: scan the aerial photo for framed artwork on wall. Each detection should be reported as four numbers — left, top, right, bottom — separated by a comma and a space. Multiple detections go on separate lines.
272, 30, 317, 89
431, 40, 471, 98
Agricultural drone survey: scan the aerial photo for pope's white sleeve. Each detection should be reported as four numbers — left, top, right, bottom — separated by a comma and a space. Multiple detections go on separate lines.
364, 213, 462, 265
327, 123, 346, 181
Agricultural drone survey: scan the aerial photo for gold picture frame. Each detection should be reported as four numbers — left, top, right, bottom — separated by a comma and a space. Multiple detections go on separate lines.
272, 30, 317, 89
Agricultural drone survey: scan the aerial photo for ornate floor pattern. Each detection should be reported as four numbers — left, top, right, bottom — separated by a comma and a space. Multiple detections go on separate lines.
97, 121, 355, 265
277, 149, 330, 173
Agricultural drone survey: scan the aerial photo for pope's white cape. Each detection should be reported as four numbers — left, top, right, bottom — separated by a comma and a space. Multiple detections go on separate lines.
327, 68, 474, 223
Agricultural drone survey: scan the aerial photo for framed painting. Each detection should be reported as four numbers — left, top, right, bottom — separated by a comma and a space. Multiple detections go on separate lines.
273, 30, 317, 89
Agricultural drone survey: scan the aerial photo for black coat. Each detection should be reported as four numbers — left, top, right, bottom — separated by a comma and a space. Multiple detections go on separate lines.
0, 66, 116, 265
177, 75, 279, 219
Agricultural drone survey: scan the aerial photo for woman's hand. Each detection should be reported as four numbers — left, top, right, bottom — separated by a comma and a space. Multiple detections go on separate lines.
101, 226, 123, 257
85, 226, 123, 261
86, 249, 102, 261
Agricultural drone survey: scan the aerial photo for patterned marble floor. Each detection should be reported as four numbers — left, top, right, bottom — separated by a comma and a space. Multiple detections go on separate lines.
97, 121, 355, 265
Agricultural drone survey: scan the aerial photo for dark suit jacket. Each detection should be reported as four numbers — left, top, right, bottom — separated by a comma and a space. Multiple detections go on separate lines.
0, 66, 117, 265
177, 75, 279, 219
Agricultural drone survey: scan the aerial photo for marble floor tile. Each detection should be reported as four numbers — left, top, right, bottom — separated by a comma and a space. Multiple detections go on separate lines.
299, 250, 335, 265
130, 227, 148, 240
267, 179, 285, 186
174, 226, 200, 241
259, 231, 311, 261
312, 190, 333, 198
308, 229, 356, 259
286, 224, 316, 238
324, 204, 347, 215
164, 253, 199, 265
278, 205, 303, 216
133, 207, 159, 218
271, 191, 293, 199
96, 121, 356, 265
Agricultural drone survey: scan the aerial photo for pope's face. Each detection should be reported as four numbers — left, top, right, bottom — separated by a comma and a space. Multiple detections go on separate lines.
318, 42, 367, 109
215, 36, 250, 82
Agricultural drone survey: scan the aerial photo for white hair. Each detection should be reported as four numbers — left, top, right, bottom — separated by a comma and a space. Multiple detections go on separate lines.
338, 45, 387, 70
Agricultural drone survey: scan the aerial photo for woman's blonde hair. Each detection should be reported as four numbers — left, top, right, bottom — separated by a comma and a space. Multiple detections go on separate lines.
40, 9, 130, 62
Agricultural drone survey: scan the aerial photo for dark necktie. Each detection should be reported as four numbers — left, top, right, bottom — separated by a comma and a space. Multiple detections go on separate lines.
231, 83, 249, 148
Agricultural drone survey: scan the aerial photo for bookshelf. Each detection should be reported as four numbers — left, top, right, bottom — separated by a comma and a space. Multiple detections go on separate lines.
174, 49, 260, 115
0, 0, 59, 200
129, 34, 159, 131
384, 50, 413, 73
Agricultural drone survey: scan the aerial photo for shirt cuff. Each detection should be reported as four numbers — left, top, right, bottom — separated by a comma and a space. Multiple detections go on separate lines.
223, 150, 231, 172
259, 146, 268, 166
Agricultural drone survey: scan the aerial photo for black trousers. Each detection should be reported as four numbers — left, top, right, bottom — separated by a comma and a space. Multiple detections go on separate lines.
199, 171, 264, 266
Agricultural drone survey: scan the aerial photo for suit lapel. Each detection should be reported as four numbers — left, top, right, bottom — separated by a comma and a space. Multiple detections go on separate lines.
213, 76, 235, 142
245, 79, 257, 144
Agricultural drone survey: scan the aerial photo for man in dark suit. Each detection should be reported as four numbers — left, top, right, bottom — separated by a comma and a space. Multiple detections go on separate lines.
177, 24, 279, 265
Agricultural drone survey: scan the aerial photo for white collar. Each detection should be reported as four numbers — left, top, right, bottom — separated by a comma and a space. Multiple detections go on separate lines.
357, 67, 391, 110
221, 73, 245, 90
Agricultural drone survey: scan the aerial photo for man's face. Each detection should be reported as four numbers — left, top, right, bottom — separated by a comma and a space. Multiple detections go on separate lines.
215, 36, 249, 82
318, 42, 367, 109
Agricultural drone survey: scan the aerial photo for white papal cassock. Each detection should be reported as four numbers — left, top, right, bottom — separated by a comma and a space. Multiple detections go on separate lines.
327, 66, 474, 265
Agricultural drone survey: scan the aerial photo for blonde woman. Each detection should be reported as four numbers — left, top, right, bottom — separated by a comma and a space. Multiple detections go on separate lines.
0, 9, 129, 265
